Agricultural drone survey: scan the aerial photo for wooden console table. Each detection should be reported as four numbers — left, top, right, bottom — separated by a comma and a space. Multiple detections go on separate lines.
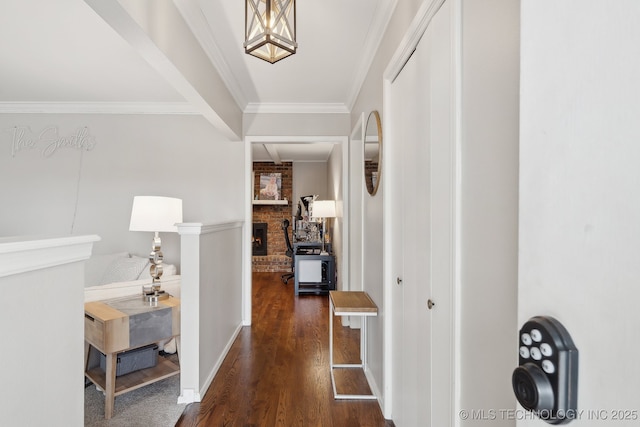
329, 291, 378, 399
84, 295, 180, 419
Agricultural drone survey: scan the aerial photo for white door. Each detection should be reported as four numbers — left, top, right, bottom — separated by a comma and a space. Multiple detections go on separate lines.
389, 21, 432, 427
388, 1, 454, 425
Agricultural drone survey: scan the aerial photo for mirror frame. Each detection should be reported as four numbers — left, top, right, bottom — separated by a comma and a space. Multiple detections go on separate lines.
364, 110, 382, 196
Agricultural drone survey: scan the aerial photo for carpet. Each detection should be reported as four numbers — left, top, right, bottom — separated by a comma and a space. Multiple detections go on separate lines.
84, 356, 185, 427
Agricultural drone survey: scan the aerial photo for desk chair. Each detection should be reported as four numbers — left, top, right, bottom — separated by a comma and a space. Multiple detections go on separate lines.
281, 219, 295, 284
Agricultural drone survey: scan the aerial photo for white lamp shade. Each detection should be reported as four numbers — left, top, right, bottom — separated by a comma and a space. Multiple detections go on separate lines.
129, 196, 183, 233
312, 200, 336, 219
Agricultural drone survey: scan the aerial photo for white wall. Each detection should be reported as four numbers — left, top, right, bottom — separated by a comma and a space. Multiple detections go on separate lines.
459, 0, 519, 424
519, 1, 640, 425
178, 222, 243, 403
0, 114, 245, 266
326, 145, 344, 290
351, 0, 422, 126
0, 235, 98, 427
292, 161, 328, 210
362, 164, 384, 392
348, 114, 365, 295
244, 112, 350, 137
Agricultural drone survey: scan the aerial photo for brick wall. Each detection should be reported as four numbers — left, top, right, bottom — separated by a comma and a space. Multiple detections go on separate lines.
252, 162, 293, 272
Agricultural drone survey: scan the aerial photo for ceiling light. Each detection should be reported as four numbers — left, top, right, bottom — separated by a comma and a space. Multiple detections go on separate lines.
244, 0, 297, 64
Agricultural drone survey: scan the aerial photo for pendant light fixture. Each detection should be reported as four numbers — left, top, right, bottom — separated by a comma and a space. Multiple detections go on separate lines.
244, 0, 297, 64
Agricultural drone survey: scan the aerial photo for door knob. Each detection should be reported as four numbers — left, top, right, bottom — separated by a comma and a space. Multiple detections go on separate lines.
396, 277, 403, 285
427, 299, 435, 309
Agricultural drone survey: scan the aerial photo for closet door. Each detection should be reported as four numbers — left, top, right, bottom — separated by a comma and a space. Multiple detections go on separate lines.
389, 44, 432, 426
388, 1, 454, 425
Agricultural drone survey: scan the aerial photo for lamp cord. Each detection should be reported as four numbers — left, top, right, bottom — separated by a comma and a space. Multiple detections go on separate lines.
70, 148, 84, 234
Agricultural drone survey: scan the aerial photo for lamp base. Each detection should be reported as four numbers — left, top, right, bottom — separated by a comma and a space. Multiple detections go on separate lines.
142, 289, 170, 304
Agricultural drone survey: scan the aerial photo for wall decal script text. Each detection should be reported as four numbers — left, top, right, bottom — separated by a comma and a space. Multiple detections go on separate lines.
11, 126, 97, 158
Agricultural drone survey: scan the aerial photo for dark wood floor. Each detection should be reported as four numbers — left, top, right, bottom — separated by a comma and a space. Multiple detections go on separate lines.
175, 272, 394, 427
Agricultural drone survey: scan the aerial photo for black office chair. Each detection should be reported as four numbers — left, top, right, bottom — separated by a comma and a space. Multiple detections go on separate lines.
281, 219, 295, 284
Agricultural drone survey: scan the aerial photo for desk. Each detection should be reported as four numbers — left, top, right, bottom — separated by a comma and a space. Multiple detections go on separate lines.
294, 252, 335, 295
329, 291, 378, 399
293, 241, 332, 255
84, 295, 180, 419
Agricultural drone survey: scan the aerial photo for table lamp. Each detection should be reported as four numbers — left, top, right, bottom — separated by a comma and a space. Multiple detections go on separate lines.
312, 200, 336, 255
129, 196, 182, 302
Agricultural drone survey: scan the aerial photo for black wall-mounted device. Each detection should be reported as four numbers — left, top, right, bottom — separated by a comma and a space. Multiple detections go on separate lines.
512, 316, 579, 424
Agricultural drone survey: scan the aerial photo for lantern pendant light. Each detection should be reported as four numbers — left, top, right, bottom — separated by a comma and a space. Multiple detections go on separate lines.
244, 0, 297, 64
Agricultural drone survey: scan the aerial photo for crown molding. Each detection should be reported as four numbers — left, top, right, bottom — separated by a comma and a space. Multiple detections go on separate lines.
384, 0, 446, 83
244, 102, 349, 115
0, 102, 199, 115
0, 101, 349, 116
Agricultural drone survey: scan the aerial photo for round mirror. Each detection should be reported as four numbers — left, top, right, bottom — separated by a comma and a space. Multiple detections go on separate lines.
364, 110, 382, 195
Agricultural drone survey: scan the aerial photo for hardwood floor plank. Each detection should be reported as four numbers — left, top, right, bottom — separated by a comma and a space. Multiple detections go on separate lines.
175, 272, 393, 426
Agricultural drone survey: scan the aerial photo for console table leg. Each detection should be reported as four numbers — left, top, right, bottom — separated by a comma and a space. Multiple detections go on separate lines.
104, 352, 117, 419
84, 342, 91, 372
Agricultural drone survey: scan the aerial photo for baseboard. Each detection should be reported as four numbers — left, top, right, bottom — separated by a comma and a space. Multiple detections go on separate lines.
198, 322, 244, 399
364, 363, 384, 411
177, 388, 200, 404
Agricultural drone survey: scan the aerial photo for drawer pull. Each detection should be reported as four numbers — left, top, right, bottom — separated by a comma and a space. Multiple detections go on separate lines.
85, 314, 95, 322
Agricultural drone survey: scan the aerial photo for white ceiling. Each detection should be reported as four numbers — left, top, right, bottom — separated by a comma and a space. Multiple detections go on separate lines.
0, 0, 393, 161
0, 0, 184, 103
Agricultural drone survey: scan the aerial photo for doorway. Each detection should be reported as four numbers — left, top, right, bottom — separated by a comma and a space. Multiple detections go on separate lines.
243, 136, 349, 325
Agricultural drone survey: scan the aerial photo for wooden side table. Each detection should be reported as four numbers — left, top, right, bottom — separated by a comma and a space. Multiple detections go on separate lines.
329, 291, 378, 399
84, 295, 180, 419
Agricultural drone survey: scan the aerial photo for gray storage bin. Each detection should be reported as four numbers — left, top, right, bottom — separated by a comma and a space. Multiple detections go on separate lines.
100, 344, 159, 376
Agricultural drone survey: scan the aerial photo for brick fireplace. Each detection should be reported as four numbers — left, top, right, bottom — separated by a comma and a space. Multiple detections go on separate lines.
252, 223, 268, 256
252, 162, 293, 272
